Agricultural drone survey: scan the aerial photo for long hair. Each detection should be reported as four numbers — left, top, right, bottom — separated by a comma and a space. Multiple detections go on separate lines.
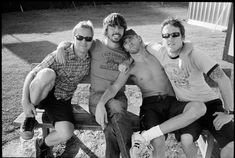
102, 13, 127, 37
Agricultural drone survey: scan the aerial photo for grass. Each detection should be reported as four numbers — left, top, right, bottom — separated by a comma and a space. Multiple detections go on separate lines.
2, 2, 233, 157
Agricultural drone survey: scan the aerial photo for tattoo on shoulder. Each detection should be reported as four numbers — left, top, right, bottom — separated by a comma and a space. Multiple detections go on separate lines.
209, 66, 224, 80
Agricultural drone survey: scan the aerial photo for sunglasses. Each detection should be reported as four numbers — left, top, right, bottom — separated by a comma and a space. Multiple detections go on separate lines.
75, 35, 93, 42
162, 32, 181, 39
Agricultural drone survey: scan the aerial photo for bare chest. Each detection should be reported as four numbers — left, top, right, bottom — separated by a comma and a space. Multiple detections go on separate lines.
131, 58, 164, 83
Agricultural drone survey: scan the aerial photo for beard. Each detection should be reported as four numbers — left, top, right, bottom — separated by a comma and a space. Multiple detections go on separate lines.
107, 33, 122, 43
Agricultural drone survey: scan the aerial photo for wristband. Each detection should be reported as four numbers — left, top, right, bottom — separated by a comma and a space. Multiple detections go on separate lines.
141, 125, 164, 142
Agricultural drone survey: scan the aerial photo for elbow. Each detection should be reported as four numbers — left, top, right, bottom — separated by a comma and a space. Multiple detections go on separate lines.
217, 75, 231, 87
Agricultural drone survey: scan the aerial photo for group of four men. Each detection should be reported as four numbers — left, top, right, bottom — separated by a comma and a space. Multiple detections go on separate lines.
20, 12, 233, 158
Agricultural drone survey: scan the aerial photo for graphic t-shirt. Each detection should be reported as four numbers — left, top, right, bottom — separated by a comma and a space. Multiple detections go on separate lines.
89, 39, 129, 93
148, 43, 219, 102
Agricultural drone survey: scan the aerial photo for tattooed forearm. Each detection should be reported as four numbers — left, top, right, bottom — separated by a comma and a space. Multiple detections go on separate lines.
209, 66, 225, 81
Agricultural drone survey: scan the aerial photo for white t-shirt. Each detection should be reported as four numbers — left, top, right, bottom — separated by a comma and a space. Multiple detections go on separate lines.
148, 43, 220, 102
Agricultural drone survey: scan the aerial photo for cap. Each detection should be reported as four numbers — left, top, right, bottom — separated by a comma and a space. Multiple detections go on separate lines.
123, 29, 138, 40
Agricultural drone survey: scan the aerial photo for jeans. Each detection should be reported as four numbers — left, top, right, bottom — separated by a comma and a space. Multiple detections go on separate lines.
89, 91, 133, 158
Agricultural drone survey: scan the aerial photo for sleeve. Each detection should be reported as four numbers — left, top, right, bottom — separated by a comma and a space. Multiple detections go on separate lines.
32, 51, 56, 73
190, 50, 218, 74
57, 41, 72, 51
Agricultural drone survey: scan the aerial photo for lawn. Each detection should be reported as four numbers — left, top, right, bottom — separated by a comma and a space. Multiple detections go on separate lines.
2, 2, 233, 157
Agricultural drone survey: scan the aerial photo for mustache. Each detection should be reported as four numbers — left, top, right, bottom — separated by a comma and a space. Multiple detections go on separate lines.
112, 33, 121, 36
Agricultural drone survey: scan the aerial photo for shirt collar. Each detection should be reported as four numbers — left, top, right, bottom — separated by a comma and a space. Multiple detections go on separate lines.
67, 43, 90, 61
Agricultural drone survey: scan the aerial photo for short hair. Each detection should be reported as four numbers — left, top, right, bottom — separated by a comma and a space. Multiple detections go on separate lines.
102, 13, 127, 36
161, 17, 185, 39
72, 20, 94, 37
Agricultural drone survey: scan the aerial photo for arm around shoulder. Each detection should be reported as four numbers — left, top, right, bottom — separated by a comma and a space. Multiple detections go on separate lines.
57, 41, 72, 50
55, 41, 72, 64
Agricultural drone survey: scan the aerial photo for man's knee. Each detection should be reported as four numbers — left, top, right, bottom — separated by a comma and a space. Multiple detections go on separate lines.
181, 134, 194, 147
184, 102, 206, 120
30, 68, 56, 92
104, 124, 115, 138
151, 136, 165, 147
106, 99, 126, 116
221, 141, 234, 158
55, 122, 74, 142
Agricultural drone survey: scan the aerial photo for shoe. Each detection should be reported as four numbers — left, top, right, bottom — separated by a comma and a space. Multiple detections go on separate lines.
130, 132, 154, 158
35, 138, 53, 158
20, 117, 38, 140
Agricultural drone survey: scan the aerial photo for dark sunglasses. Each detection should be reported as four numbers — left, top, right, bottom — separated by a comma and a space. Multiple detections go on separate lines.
162, 32, 181, 39
75, 35, 93, 42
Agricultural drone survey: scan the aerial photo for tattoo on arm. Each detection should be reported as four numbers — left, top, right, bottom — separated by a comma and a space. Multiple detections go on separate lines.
209, 66, 225, 81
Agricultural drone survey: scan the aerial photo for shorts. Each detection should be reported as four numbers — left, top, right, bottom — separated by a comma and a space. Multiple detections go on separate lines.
140, 95, 201, 142
198, 99, 234, 148
36, 87, 75, 126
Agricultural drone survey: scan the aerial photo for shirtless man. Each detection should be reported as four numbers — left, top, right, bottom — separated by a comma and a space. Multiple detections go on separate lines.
96, 29, 206, 158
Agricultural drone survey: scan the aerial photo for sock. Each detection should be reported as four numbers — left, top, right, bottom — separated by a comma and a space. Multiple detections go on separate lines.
141, 125, 164, 142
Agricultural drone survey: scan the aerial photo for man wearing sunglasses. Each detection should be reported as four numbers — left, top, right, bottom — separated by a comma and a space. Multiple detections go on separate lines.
56, 13, 134, 158
146, 17, 234, 158
20, 20, 93, 157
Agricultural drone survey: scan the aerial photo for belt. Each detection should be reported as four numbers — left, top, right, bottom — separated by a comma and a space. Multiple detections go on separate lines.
143, 94, 168, 103
155, 94, 167, 102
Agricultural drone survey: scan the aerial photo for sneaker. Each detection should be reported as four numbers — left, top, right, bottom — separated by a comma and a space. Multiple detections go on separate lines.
20, 117, 38, 140
130, 132, 153, 158
35, 138, 53, 158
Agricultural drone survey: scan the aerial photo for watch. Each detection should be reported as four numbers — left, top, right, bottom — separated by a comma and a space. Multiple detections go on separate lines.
224, 110, 234, 115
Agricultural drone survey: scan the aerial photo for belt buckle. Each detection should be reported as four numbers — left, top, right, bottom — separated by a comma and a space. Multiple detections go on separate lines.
156, 95, 162, 102
157, 95, 166, 101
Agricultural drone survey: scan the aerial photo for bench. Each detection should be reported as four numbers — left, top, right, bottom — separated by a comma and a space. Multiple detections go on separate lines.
13, 63, 232, 158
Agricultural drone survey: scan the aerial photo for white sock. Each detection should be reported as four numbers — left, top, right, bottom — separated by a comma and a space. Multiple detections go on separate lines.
141, 125, 164, 142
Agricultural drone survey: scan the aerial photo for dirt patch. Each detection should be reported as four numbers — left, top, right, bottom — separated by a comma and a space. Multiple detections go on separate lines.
3, 128, 202, 158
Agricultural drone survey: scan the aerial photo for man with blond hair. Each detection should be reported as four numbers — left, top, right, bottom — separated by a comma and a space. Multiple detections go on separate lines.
20, 20, 94, 157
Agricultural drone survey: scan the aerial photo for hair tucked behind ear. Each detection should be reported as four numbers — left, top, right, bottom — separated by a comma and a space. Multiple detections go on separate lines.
102, 13, 127, 37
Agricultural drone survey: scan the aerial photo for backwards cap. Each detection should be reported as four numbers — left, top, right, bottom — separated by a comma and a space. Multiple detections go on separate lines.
103, 13, 127, 30
123, 29, 138, 40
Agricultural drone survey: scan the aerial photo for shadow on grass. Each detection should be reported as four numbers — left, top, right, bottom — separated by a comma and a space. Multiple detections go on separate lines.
2, 2, 188, 35
3, 41, 57, 64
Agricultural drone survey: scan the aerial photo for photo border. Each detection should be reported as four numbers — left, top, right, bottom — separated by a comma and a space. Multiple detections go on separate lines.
222, 4, 234, 63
